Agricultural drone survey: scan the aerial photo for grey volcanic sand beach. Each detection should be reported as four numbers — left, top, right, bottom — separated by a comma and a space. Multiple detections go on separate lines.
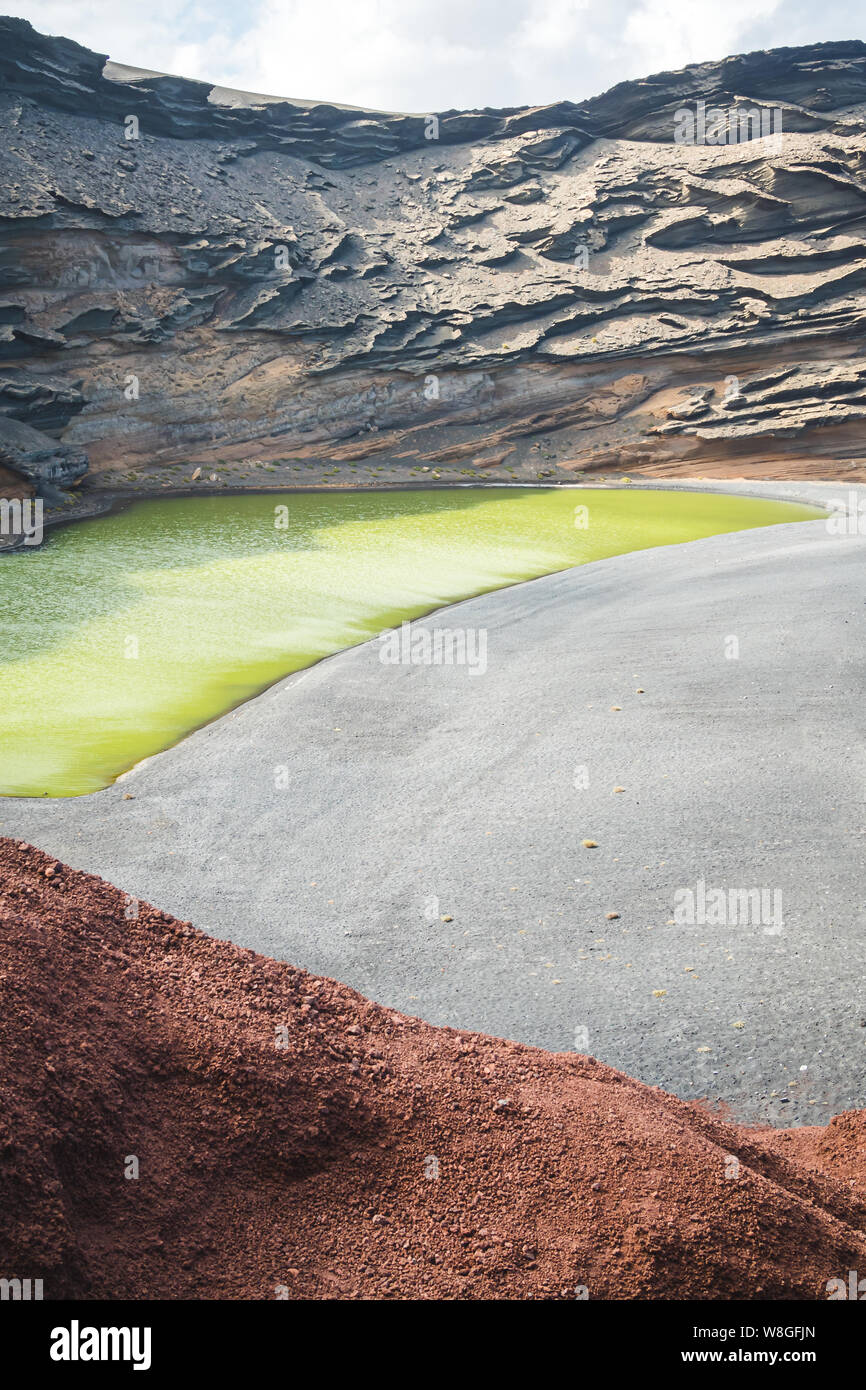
4, 488, 865, 1124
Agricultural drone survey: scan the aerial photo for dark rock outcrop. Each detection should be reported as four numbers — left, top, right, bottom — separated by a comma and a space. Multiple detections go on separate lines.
0, 415, 86, 491
3, 16, 866, 492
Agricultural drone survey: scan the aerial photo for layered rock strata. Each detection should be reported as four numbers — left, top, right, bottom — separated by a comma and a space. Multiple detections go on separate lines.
2, 19, 866, 504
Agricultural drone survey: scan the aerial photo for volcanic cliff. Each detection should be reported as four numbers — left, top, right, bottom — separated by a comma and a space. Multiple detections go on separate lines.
3, 17, 866, 515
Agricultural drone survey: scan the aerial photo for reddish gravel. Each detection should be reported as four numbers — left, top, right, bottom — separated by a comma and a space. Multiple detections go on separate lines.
1, 836, 865, 1301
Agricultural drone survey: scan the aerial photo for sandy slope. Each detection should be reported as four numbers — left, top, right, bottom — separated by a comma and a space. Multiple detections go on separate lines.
1, 838, 865, 1301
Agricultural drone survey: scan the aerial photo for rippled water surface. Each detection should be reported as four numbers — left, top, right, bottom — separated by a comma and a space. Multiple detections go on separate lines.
0, 487, 823, 796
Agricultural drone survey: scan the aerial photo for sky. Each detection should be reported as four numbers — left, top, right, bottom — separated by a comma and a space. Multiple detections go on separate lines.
4, 0, 865, 112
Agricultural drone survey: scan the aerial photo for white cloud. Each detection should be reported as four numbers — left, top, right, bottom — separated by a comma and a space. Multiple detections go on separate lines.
2, 1, 200, 62
623, 0, 784, 73
227, 0, 512, 110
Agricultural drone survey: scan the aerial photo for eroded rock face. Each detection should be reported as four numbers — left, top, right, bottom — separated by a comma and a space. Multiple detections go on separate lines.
0, 415, 86, 491
3, 16, 866, 490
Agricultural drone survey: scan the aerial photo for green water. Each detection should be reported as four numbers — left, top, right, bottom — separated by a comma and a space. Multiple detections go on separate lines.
0, 487, 822, 797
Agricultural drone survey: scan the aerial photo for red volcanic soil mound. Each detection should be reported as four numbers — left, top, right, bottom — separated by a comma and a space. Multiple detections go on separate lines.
1, 836, 865, 1301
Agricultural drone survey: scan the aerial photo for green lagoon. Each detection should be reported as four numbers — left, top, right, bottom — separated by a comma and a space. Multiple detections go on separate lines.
0, 486, 823, 797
